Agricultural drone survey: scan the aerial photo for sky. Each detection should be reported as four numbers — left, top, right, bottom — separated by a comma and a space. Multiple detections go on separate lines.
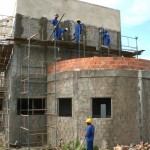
0, 0, 149, 60
79, 0, 150, 60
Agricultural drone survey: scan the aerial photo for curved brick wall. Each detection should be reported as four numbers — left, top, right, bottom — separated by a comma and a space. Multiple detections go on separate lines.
48, 57, 150, 73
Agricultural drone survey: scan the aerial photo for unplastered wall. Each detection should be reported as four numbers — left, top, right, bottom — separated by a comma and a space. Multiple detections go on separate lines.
15, 0, 120, 31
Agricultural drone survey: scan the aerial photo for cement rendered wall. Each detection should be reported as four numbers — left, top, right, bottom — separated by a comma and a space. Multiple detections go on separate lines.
5, 45, 47, 144
47, 69, 150, 147
14, 14, 120, 50
15, 0, 120, 31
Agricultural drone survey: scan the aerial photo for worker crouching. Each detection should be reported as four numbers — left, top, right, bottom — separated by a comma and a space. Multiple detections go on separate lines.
58, 28, 68, 40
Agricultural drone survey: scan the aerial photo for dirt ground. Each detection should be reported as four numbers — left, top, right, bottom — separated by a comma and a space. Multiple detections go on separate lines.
0, 146, 52, 150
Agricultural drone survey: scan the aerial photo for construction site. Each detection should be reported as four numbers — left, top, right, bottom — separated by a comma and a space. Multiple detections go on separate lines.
0, 0, 150, 149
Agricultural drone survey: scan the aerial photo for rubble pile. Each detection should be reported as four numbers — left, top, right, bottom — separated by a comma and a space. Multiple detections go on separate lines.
114, 142, 150, 150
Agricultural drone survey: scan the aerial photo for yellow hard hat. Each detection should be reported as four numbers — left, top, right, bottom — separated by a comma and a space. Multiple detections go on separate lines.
85, 118, 92, 123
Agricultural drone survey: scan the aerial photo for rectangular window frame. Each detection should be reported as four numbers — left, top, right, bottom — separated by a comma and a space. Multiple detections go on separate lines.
92, 97, 112, 118
58, 98, 72, 117
0, 99, 3, 111
17, 98, 45, 115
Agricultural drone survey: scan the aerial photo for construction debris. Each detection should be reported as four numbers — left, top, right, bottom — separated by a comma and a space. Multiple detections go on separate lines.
10, 141, 21, 149
114, 142, 150, 150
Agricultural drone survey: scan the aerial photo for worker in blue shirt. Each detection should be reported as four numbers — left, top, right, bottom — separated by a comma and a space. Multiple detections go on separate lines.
101, 29, 110, 47
74, 19, 83, 42
58, 28, 68, 40
52, 14, 60, 40
85, 118, 95, 150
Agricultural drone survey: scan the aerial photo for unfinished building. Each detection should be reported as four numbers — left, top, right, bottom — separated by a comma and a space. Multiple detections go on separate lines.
0, 0, 150, 149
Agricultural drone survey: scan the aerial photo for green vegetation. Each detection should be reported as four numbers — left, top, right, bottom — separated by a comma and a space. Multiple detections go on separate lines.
60, 138, 98, 150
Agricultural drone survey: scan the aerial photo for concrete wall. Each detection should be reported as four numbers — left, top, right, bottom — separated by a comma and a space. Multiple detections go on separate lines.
47, 58, 150, 147
47, 69, 150, 147
5, 45, 47, 144
15, 0, 120, 31
14, 14, 120, 50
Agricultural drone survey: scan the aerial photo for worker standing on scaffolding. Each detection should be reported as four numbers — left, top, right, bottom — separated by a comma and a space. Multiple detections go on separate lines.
52, 14, 60, 40
58, 28, 68, 40
74, 19, 83, 42
85, 118, 95, 150
102, 29, 110, 47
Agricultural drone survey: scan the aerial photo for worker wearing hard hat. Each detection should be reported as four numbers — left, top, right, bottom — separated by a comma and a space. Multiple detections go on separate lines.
100, 29, 110, 47
58, 28, 68, 40
52, 14, 60, 40
85, 118, 95, 150
74, 19, 83, 42
103, 30, 110, 47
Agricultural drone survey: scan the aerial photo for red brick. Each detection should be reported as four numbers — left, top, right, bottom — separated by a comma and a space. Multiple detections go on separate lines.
48, 57, 150, 73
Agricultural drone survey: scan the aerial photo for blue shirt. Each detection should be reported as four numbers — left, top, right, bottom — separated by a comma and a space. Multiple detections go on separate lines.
75, 23, 83, 35
103, 31, 110, 41
52, 18, 59, 29
60, 29, 65, 34
58, 29, 65, 40
85, 125, 95, 141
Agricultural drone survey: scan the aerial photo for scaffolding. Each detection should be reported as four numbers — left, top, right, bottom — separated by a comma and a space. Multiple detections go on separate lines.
19, 34, 47, 149
0, 14, 146, 149
121, 35, 141, 58
0, 72, 10, 149
0, 15, 47, 149
0, 15, 14, 40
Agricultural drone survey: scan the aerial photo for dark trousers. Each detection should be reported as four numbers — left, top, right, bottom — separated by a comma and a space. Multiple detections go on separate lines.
86, 141, 93, 150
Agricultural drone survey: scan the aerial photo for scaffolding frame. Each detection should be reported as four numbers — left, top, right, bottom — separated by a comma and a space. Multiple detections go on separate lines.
0, 72, 10, 149
0, 15, 14, 40
19, 33, 47, 149
121, 35, 139, 58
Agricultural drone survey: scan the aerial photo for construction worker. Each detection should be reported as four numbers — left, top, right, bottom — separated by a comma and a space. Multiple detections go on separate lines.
100, 29, 110, 47
85, 118, 95, 150
100, 28, 110, 48
74, 19, 83, 42
58, 28, 68, 40
52, 14, 60, 40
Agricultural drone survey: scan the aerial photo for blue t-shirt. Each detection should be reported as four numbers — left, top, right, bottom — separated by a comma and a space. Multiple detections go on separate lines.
75, 23, 83, 35
58, 29, 65, 40
52, 18, 59, 29
104, 32, 110, 40
85, 125, 95, 141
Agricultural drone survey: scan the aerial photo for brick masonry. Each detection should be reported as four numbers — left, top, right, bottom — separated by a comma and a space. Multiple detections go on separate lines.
48, 57, 150, 73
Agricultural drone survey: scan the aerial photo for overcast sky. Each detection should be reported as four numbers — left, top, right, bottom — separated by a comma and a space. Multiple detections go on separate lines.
0, 0, 150, 60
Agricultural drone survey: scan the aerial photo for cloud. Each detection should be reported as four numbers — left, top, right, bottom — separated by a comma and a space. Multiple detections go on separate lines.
122, 0, 150, 27
80, 0, 150, 27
